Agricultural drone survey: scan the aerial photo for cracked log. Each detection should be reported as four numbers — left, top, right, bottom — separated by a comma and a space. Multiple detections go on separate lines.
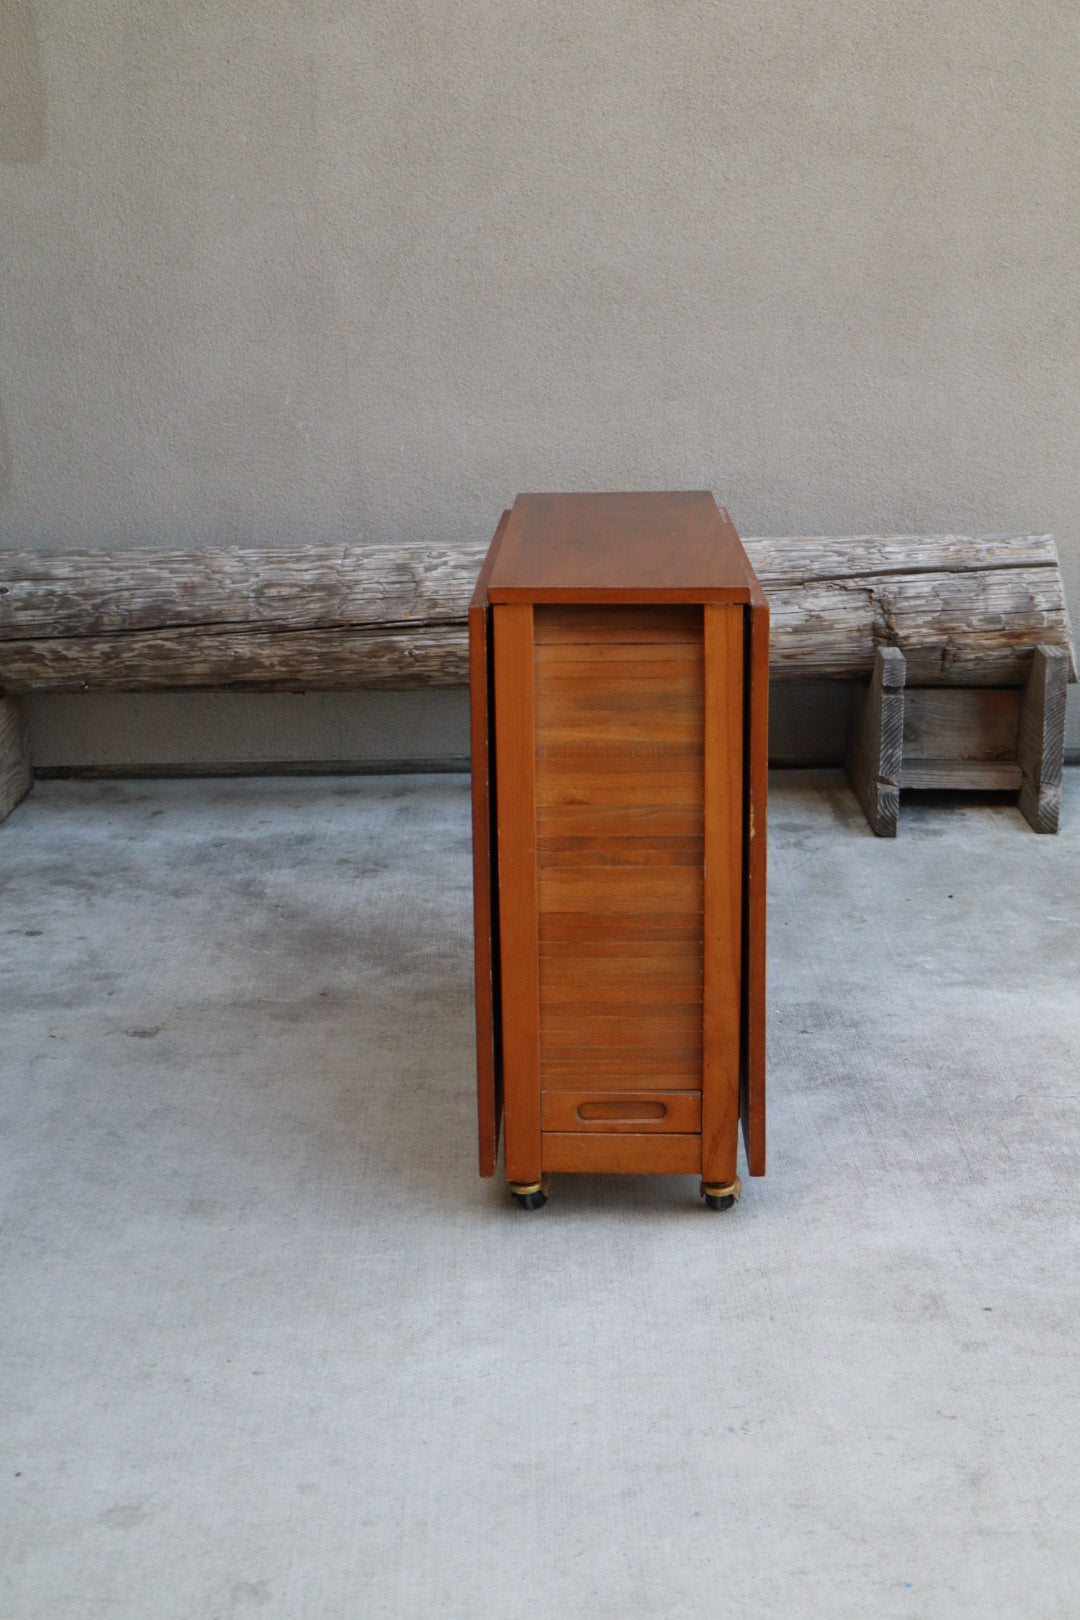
0, 534, 1073, 692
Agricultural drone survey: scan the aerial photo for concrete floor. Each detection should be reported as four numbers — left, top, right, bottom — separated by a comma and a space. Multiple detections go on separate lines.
2, 771, 1079, 1619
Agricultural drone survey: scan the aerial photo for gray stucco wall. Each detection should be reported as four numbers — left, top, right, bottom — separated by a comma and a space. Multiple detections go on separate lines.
2, 1, 1078, 764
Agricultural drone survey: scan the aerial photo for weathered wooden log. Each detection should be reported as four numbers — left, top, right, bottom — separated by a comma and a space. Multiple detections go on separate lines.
0, 546, 476, 638
750, 533, 1074, 685
0, 545, 476, 691
0, 625, 468, 693
0, 534, 1073, 692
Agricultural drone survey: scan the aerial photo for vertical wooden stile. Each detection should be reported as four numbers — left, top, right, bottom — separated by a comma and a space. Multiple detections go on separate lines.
845, 646, 906, 837
493, 604, 543, 1183
741, 581, 769, 1175
469, 511, 510, 1175
0, 697, 32, 824
1018, 645, 1068, 833
702, 606, 744, 1184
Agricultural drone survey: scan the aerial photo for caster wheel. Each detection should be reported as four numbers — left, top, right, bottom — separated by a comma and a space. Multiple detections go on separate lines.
700, 1177, 741, 1212
513, 1188, 548, 1211
509, 1178, 550, 1211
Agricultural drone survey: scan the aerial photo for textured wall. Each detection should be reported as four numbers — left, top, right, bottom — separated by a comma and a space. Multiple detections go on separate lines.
1, 0, 1078, 760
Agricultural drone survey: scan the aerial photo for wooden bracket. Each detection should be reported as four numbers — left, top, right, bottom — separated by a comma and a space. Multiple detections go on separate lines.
1018, 646, 1068, 833
845, 646, 906, 837
847, 643, 1069, 836
0, 697, 33, 824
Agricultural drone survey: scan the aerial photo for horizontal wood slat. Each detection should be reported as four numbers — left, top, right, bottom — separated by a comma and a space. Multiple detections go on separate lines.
899, 760, 1024, 790
541, 1052, 703, 1090
538, 833, 704, 867
540, 1133, 702, 1174
538, 867, 704, 913
539, 912, 703, 944
540, 954, 703, 996
533, 606, 703, 644
2, 534, 1071, 692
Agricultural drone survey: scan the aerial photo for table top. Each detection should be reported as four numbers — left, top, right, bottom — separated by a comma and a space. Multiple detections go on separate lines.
487, 491, 756, 604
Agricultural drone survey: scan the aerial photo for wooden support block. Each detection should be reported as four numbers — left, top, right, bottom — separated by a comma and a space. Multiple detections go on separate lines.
1018, 645, 1068, 833
0, 696, 32, 823
845, 646, 906, 837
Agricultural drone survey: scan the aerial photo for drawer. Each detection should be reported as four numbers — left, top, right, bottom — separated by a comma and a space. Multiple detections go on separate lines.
540, 1090, 701, 1134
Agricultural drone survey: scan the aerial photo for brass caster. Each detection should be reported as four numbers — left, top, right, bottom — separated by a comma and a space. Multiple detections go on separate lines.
510, 1176, 550, 1211
700, 1176, 742, 1212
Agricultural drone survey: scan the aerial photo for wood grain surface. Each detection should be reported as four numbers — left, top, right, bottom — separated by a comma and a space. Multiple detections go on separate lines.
902, 687, 1022, 763
540, 1091, 702, 1134
539, 1133, 703, 1175
1018, 646, 1069, 833
533, 607, 705, 1114
3, 532, 1069, 691
741, 581, 769, 1175
469, 511, 509, 1177
702, 606, 744, 1184
0, 697, 32, 823
846, 646, 906, 838
492, 603, 542, 1184
489, 491, 754, 601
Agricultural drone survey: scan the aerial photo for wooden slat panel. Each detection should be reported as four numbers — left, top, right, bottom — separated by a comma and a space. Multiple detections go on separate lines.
541, 1092, 702, 1134
493, 604, 542, 1184
541, 1133, 702, 1174
533, 604, 706, 1111
702, 606, 744, 1185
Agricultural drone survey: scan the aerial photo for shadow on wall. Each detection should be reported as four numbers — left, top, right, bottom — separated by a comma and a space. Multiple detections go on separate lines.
0, 0, 46, 161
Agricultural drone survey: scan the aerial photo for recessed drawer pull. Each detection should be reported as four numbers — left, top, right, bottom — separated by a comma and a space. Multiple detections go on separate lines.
576, 1099, 669, 1123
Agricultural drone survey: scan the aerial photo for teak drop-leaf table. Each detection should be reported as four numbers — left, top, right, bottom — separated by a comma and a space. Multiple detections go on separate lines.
470, 492, 768, 1211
